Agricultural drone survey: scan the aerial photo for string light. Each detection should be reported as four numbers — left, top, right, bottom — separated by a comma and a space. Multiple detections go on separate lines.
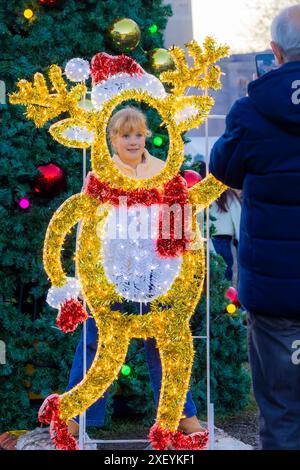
19, 198, 30, 209
23, 9, 34, 20
121, 364, 131, 376
149, 24, 158, 34
153, 135, 163, 147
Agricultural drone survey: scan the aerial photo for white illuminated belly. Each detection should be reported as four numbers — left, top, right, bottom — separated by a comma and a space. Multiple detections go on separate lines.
101, 205, 182, 302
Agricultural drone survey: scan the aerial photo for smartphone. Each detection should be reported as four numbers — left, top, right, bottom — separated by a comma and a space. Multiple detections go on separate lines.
255, 53, 278, 78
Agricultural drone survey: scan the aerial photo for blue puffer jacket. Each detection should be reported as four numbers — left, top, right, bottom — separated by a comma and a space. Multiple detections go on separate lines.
209, 62, 300, 318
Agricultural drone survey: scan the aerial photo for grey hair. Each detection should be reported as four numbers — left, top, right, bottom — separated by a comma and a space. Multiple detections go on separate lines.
271, 5, 300, 61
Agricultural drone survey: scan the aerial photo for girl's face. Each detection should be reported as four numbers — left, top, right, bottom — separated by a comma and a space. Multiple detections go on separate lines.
111, 127, 146, 167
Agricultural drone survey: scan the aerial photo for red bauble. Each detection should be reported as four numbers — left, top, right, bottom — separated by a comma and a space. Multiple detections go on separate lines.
225, 286, 240, 306
38, 0, 64, 6
34, 163, 66, 196
182, 170, 202, 188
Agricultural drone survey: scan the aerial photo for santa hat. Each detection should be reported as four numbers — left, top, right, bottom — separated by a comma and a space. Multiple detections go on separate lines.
90, 52, 166, 110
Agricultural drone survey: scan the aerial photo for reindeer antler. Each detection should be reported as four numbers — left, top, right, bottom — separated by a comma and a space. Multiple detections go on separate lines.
160, 37, 230, 96
9, 65, 87, 127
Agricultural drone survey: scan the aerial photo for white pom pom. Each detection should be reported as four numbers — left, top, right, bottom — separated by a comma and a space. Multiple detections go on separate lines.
46, 277, 82, 309
65, 58, 90, 82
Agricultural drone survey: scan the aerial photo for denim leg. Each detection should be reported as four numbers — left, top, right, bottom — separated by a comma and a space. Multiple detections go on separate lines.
144, 337, 197, 418
212, 237, 233, 281
248, 311, 300, 449
66, 317, 108, 426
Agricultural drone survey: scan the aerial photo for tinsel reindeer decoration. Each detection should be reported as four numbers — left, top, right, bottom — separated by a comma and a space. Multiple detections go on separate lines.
10, 38, 229, 450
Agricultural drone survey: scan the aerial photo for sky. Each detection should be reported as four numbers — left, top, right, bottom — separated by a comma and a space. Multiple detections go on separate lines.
191, 0, 260, 53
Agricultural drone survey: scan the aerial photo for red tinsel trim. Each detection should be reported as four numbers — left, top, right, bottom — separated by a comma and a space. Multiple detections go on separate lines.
38, 394, 79, 451
163, 174, 189, 205
85, 172, 162, 206
85, 172, 191, 259
170, 429, 209, 450
148, 423, 172, 450
90, 52, 144, 85
56, 299, 88, 333
156, 175, 190, 258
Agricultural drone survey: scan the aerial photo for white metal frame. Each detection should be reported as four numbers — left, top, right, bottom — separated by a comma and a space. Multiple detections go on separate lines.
75, 109, 226, 450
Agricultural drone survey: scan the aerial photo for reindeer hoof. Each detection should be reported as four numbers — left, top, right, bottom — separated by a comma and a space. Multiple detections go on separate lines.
56, 299, 88, 333
149, 423, 209, 451
38, 394, 79, 451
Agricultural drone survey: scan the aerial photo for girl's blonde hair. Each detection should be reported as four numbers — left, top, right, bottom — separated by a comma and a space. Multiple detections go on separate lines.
108, 106, 152, 142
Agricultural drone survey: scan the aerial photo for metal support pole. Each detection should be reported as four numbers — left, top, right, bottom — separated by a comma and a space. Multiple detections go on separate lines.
204, 114, 214, 449
78, 141, 87, 450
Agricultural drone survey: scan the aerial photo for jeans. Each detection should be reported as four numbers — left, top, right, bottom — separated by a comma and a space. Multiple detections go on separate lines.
66, 304, 197, 426
212, 236, 233, 281
248, 311, 300, 449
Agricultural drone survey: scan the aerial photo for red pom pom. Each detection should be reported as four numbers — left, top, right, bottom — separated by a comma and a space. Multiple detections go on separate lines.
90, 52, 144, 85
38, 394, 79, 450
170, 430, 209, 450
56, 299, 88, 333
149, 423, 172, 450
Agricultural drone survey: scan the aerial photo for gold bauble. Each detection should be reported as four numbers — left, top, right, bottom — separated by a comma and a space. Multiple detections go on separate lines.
108, 18, 141, 52
148, 48, 176, 74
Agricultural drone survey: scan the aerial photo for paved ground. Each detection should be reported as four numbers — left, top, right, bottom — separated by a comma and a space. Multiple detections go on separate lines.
2, 426, 253, 451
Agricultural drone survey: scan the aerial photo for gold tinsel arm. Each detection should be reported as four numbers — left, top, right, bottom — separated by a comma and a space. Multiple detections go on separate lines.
9, 65, 87, 128
188, 173, 228, 210
160, 37, 230, 97
43, 193, 99, 287
201, 36, 230, 63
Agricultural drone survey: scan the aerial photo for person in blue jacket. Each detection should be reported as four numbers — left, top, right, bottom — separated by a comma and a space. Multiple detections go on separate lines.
209, 4, 300, 450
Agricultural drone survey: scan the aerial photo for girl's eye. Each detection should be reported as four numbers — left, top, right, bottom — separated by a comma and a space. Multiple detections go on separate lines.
136, 133, 142, 137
